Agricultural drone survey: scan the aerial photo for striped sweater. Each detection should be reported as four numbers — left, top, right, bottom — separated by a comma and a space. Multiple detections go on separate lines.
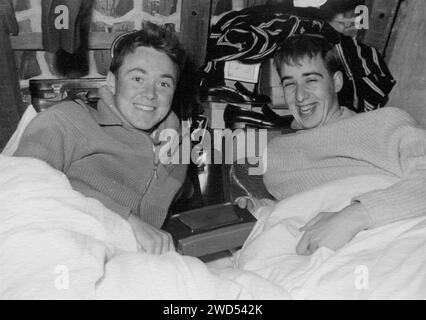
264, 107, 426, 228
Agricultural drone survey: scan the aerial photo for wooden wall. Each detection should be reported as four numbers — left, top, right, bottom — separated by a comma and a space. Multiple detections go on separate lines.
386, 0, 426, 128
362, 0, 400, 56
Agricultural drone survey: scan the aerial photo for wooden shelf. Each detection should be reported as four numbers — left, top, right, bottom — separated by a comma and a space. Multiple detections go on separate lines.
10, 31, 184, 51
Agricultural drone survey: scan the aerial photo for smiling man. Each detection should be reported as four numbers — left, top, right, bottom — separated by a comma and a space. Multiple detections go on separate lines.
14, 23, 188, 255
108, 44, 178, 131
274, 34, 355, 129
260, 34, 426, 256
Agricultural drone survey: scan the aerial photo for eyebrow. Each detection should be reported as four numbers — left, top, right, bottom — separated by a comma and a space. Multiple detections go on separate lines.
281, 72, 324, 82
126, 67, 176, 83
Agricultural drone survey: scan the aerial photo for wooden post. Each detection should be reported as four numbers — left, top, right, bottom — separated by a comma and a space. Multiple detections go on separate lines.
362, 0, 400, 56
387, 0, 426, 128
180, 0, 212, 68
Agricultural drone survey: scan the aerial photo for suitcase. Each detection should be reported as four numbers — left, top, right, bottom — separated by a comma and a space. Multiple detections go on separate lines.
163, 203, 256, 258
29, 78, 107, 112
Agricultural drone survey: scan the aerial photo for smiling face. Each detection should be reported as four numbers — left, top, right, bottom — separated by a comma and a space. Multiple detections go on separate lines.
107, 46, 178, 131
278, 54, 343, 129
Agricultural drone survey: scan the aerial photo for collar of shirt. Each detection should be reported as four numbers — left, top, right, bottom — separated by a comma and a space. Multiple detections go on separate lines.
94, 98, 124, 126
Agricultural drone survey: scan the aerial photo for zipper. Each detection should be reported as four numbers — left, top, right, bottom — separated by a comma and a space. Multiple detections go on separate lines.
137, 142, 159, 214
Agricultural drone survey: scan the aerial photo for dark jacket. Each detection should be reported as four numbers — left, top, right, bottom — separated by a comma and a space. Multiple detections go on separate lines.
41, 0, 93, 54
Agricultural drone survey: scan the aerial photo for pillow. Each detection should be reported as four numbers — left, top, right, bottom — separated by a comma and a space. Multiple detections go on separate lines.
1, 105, 37, 156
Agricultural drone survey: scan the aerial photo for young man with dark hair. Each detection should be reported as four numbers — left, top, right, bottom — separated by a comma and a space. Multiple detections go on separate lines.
14, 23, 188, 255
241, 34, 426, 256
273, 34, 356, 129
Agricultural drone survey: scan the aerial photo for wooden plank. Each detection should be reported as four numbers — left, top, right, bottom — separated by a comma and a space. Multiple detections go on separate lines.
10, 31, 186, 50
362, 0, 400, 55
180, 0, 212, 67
11, 32, 119, 50
387, 0, 426, 128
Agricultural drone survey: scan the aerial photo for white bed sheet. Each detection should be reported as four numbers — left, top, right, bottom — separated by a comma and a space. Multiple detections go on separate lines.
236, 175, 426, 299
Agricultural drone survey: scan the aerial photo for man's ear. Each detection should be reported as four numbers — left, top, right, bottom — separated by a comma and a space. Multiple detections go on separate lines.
106, 71, 117, 95
333, 70, 344, 93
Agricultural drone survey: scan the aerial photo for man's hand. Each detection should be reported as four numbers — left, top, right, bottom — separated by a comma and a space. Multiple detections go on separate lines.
128, 213, 175, 255
296, 202, 370, 256
236, 196, 256, 213
236, 196, 276, 214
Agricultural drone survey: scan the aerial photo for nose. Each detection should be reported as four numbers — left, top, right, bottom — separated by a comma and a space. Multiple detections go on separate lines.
295, 84, 309, 103
142, 81, 157, 100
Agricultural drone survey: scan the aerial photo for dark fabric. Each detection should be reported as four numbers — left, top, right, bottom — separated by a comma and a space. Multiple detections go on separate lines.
337, 35, 396, 111
202, 5, 395, 112
206, 5, 336, 64
0, 0, 21, 150
229, 163, 274, 202
0, 0, 18, 34
113, 0, 134, 16
42, 0, 94, 54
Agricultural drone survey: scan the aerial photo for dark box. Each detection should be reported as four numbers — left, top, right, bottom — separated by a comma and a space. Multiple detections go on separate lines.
163, 203, 256, 258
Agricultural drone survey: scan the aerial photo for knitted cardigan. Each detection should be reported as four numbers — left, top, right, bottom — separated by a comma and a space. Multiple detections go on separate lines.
264, 107, 426, 228
14, 94, 187, 228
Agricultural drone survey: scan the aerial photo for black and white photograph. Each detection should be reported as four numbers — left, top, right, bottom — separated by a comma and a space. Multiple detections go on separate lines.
0, 0, 425, 304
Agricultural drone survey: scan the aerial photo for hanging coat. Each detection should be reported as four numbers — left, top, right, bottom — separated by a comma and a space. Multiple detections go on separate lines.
0, 0, 21, 149
41, 0, 93, 54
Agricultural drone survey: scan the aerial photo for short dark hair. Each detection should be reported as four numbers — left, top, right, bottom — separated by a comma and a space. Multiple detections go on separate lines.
273, 34, 343, 76
109, 22, 186, 77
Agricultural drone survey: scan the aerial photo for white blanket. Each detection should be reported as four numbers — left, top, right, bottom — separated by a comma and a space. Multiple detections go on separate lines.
237, 175, 426, 299
1, 153, 425, 299
1, 105, 37, 157
0, 155, 289, 300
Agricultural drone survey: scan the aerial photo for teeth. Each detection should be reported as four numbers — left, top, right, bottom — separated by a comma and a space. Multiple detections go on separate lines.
134, 104, 154, 111
299, 103, 315, 115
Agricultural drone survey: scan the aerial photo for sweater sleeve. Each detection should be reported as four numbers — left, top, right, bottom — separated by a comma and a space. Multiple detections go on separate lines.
14, 107, 133, 221
13, 107, 83, 171
353, 126, 426, 228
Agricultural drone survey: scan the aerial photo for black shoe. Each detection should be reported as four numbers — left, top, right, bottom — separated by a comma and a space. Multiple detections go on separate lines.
203, 85, 271, 105
223, 104, 294, 129
205, 86, 247, 104
234, 81, 271, 104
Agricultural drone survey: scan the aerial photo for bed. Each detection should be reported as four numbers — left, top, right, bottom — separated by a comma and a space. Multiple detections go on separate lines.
1, 107, 425, 300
